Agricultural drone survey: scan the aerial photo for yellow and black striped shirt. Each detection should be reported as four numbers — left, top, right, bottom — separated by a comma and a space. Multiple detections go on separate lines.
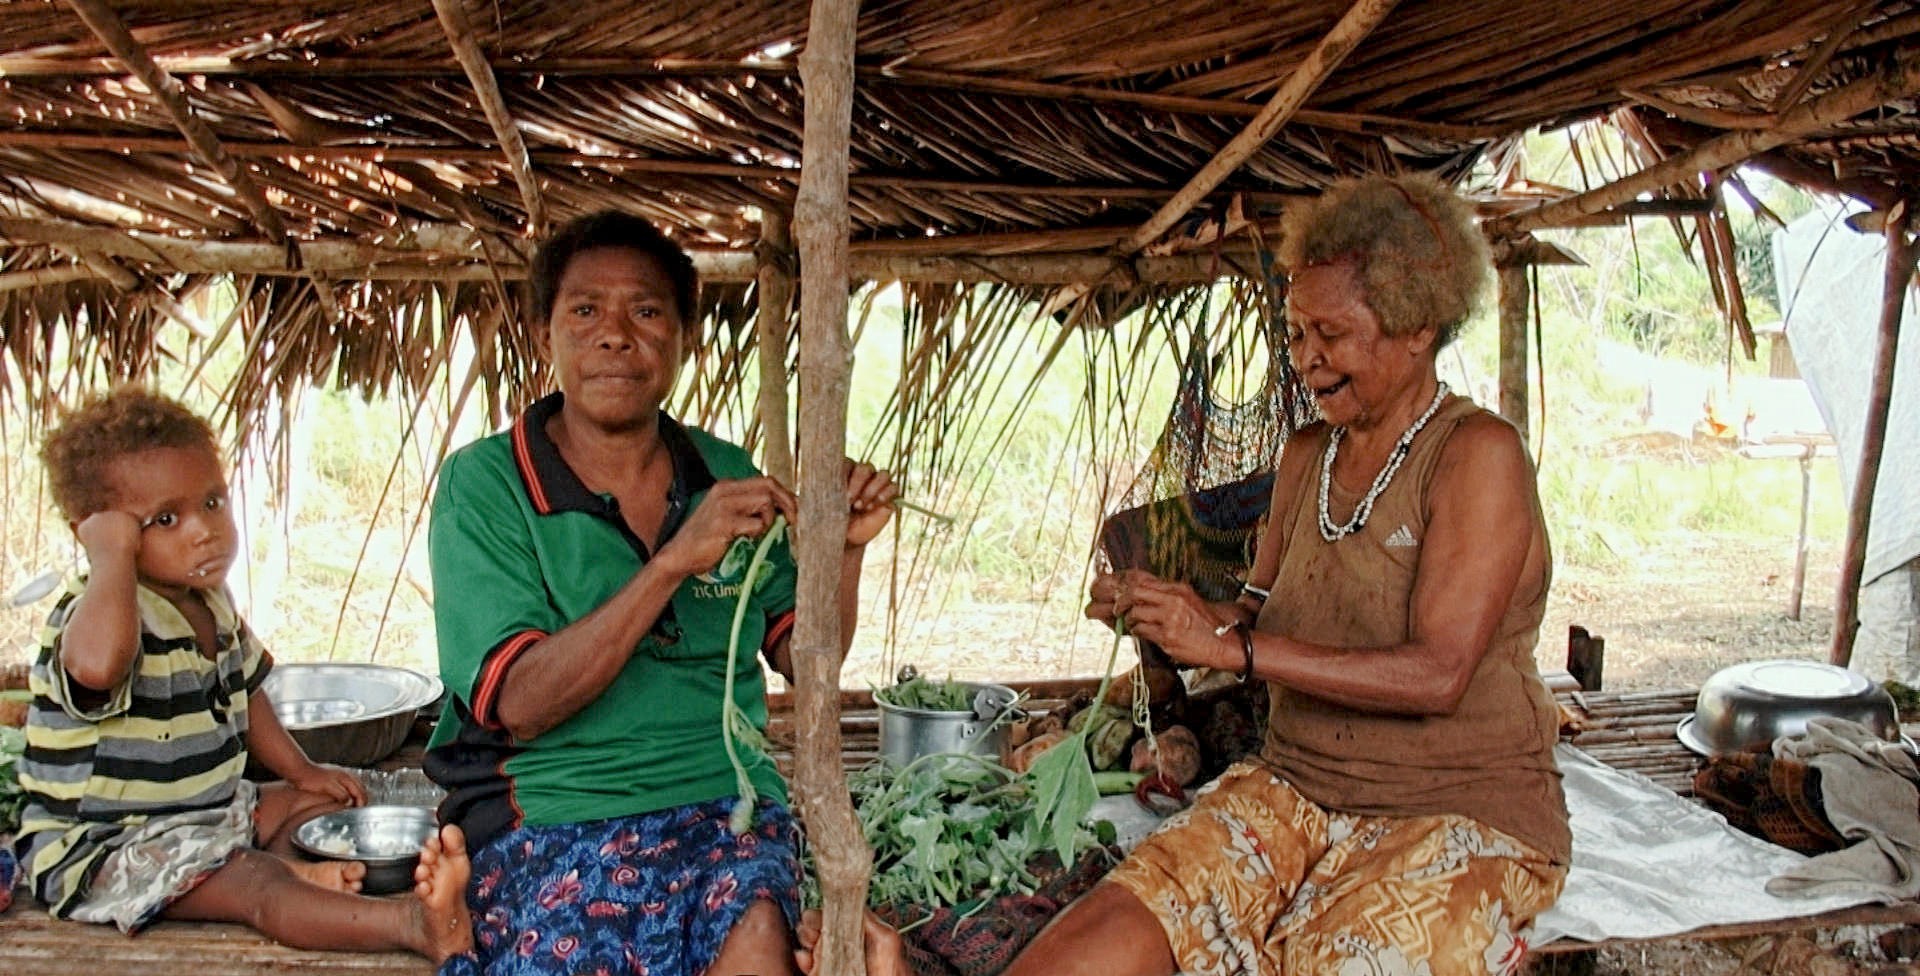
13, 577, 271, 915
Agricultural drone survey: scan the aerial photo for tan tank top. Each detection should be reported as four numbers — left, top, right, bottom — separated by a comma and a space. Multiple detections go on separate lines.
1256, 396, 1571, 862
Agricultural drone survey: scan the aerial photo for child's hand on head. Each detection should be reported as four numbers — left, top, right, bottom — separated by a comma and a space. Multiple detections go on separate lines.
74, 510, 142, 561
292, 763, 369, 807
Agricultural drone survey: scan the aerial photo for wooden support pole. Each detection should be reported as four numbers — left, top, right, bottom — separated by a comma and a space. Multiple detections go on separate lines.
1121, 0, 1399, 255
62, 0, 288, 244
430, 0, 548, 236
1789, 447, 1813, 621
793, 0, 870, 972
755, 210, 797, 485
1496, 249, 1531, 447
1493, 54, 1920, 236
1832, 202, 1916, 666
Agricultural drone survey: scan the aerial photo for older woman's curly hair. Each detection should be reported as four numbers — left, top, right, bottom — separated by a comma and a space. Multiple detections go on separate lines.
1277, 173, 1490, 350
41, 386, 220, 522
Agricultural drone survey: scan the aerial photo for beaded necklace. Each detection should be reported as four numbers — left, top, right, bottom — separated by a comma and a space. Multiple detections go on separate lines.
1317, 381, 1449, 542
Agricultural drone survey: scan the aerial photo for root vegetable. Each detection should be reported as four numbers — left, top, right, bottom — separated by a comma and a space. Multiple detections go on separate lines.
1130, 724, 1202, 786
1006, 730, 1068, 774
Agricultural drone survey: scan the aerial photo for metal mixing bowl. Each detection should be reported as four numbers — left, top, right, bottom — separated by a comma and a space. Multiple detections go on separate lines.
264, 663, 443, 767
292, 805, 438, 895
1677, 659, 1905, 756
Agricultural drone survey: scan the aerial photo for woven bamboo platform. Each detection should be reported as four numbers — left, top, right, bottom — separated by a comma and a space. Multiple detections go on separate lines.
5, 677, 1917, 973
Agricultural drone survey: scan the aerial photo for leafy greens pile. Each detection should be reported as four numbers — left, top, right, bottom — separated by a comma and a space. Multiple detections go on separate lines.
842, 751, 1110, 911
875, 674, 975, 712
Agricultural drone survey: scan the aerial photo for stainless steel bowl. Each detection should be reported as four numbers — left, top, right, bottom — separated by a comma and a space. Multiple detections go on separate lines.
1677, 659, 1905, 756
292, 805, 438, 895
264, 663, 443, 767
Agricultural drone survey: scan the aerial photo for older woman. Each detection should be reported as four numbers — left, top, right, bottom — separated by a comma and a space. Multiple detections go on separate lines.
425, 211, 896, 976
1003, 174, 1570, 976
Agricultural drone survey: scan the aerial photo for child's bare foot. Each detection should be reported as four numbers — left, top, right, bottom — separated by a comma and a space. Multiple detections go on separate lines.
287, 857, 365, 893
410, 824, 474, 963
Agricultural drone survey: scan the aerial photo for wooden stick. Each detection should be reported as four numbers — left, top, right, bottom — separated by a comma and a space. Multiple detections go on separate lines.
430, 0, 548, 237
1831, 201, 1916, 666
1768, 0, 1878, 114
62, 0, 288, 244
1494, 54, 1920, 235
1496, 246, 1531, 446
1122, 0, 1400, 255
792, 0, 872, 969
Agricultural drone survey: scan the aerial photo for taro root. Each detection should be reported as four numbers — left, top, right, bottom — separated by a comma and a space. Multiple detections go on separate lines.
1006, 730, 1068, 774
1129, 724, 1203, 786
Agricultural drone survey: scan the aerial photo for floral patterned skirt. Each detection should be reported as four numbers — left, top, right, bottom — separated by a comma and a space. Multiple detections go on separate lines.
443, 797, 800, 976
1106, 762, 1566, 976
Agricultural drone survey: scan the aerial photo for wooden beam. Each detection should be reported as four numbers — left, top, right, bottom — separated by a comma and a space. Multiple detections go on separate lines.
1831, 202, 1916, 667
1493, 55, 1920, 235
61, 0, 288, 244
0, 264, 106, 292
0, 217, 1264, 284
1121, 0, 1400, 255
430, 0, 547, 236
792, 0, 870, 970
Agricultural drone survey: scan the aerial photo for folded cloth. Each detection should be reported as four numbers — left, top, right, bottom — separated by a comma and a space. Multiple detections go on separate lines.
1765, 717, 1920, 904
1692, 752, 1844, 854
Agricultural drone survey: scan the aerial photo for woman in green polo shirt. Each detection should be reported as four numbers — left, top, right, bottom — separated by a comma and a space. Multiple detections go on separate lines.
425, 211, 897, 976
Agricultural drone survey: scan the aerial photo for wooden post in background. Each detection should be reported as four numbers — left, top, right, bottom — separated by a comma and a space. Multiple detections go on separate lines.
1496, 243, 1532, 449
1832, 201, 1915, 666
755, 209, 797, 485
793, 0, 871, 972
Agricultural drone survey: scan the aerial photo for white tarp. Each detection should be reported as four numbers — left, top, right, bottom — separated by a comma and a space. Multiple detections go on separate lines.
1771, 209, 1920, 584
1532, 744, 1876, 946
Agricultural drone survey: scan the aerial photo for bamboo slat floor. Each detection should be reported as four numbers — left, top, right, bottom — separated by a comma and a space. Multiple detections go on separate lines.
4, 679, 1917, 974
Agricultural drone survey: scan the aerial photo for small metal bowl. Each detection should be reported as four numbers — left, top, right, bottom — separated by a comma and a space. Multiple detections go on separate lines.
1677, 659, 1907, 756
292, 805, 438, 895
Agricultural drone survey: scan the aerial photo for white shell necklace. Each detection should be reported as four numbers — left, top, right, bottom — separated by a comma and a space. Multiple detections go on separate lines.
1317, 381, 1449, 542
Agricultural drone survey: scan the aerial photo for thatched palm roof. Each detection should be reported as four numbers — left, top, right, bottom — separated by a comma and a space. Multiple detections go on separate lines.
1, 0, 1917, 431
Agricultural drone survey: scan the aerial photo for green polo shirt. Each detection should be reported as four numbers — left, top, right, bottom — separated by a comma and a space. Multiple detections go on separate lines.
426, 393, 794, 844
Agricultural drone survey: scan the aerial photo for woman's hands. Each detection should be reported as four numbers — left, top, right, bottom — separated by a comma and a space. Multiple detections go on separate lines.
843, 461, 898, 549
656, 477, 797, 578
793, 908, 908, 976
1088, 570, 1241, 671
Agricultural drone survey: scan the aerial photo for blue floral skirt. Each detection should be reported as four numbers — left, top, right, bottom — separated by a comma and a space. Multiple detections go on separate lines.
440, 797, 801, 976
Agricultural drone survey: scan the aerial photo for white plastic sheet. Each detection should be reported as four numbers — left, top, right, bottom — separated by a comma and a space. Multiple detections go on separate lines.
1531, 744, 1877, 945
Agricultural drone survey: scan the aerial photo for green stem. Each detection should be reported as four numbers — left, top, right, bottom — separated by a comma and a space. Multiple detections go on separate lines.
723, 515, 787, 834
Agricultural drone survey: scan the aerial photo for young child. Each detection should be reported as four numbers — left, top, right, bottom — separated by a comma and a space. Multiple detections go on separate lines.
12, 386, 472, 964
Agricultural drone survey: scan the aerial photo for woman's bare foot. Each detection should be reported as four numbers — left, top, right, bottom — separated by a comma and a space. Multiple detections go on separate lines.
286, 857, 366, 893
410, 824, 475, 963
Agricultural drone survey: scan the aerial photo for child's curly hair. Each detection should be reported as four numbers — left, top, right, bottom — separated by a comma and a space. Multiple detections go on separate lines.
41, 386, 220, 522
1278, 173, 1489, 350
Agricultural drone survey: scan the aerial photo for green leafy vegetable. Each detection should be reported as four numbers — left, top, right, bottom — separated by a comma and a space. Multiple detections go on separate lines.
0, 707, 27, 836
876, 674, 975, 712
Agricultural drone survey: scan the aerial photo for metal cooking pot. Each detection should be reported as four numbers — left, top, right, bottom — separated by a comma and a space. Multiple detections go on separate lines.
1677, 659, 1908, 756
875, 677, 1019, 767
